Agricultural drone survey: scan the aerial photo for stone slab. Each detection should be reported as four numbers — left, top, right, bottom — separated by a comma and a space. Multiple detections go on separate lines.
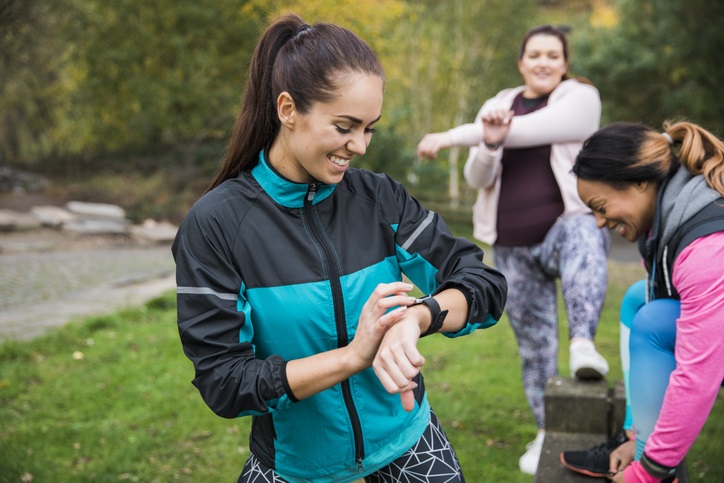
544, 376, 610, 434
534, 431, 608, 483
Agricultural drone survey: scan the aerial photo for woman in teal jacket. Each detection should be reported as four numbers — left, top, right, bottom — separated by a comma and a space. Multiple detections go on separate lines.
172, 13, 507, 482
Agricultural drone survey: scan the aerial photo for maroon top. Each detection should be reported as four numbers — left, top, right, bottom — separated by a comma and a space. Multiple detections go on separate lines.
495, 94, 564, 247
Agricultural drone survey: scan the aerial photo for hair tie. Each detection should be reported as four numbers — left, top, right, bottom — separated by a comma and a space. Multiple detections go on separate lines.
294, 24, 312, 39
662, 132, 673, 145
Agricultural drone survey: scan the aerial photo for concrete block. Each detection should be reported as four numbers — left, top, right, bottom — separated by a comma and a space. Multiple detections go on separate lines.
537, 431, 690, 483
609, 379, 627, 436
534, 431, 608, 483
544, 376, 610, 434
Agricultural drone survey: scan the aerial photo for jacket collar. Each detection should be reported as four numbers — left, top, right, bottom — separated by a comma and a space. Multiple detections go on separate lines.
251, 150, 336, 208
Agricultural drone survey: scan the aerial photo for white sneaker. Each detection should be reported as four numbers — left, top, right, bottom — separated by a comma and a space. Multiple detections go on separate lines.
519, 432, 545, 475
570, 340, 609, 380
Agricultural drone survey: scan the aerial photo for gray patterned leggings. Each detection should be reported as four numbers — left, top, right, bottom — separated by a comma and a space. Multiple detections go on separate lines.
493, 214, 609, 429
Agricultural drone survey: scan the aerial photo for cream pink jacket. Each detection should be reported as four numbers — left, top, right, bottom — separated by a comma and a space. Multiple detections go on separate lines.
447, 79, 601, 245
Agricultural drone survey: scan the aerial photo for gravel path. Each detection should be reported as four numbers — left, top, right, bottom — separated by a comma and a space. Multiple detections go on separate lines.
0, 222, 641, 342
0, 229, 176, 341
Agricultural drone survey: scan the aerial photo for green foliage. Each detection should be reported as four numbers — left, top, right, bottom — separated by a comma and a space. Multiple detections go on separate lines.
1, 0, 538, 186
6, 0, 724, 212
392, 0, 534, 133
0, 0, 70, 163
58, 0, 261, 155
573, 0, 724, 135
1, 259, 722, 481
382, 0, 535, 196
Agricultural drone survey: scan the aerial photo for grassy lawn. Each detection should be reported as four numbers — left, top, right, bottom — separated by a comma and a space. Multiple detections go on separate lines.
1, 240, 722, 481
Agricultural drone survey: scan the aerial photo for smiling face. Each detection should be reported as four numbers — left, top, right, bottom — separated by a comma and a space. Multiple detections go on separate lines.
270, 72, 383, 185
577, 178, 659, 242
518, 34, 568, 98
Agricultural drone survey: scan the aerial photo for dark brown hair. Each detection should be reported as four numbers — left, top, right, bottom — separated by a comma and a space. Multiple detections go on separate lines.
518, 24, 570, 81
573, 121, 724, 196
208, 13, 384, 191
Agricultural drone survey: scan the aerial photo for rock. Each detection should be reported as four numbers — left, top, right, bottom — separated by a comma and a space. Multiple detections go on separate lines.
66, 201, 126, 219
30, 205, 77, 227
1, 197, 178, 241
62, 201, 130, 235
63, 218, 129, 235
0, 209, 42, 232
129, 219, 178, 243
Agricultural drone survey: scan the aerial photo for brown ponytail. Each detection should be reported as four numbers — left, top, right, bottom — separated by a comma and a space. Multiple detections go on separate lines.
208, 14, 304, 192
207, 13, 384, 192
664, 121, 724, 196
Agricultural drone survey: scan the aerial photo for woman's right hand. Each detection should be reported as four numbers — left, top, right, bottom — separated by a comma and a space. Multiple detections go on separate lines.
348, 282, 416, 368
284, 282, 415, 402
417, 132, 453, 160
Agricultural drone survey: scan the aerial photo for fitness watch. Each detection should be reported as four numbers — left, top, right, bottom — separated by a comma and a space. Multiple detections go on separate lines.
410, 295, 449, 337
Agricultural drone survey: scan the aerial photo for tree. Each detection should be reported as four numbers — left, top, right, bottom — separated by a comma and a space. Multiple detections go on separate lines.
385, 0, 534, 203
0, 0, 67, 164
574, 0, 724, 135
56, 0, 262, 156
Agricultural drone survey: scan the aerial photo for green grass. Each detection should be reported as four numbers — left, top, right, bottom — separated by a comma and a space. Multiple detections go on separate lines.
1, 244, 722, 482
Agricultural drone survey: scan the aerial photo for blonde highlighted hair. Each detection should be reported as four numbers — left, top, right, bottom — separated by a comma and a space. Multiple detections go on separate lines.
574, 120, 724, 197
662, 121, 724, 196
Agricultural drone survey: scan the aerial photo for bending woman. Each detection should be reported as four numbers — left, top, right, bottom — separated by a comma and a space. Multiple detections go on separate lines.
574, 121, 724, 482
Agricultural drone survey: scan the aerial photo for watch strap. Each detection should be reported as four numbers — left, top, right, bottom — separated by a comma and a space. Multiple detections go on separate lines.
413, 295, 448, 337
640, 452, 677, 480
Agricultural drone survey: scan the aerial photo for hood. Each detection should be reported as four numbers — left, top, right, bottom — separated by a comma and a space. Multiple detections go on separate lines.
657, 166, 720, 248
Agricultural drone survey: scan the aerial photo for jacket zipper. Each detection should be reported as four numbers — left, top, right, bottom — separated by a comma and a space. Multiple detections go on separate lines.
304, 183, 365, 470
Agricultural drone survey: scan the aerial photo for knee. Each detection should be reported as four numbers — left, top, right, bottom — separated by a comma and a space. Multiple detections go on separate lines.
620, 280, 647, 329
630, 299, 679, 349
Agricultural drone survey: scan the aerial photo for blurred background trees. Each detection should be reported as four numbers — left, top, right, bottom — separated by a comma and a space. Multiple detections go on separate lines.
573, 0, 724, 131
1, 0, 721, 222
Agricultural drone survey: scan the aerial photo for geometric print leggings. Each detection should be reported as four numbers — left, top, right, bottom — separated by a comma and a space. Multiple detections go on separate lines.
493, 214, 609, 429
238, 409, 465, 482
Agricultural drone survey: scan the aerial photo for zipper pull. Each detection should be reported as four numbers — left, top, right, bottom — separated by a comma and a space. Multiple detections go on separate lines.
357, 457, 364, 473
307, 183, 318, 202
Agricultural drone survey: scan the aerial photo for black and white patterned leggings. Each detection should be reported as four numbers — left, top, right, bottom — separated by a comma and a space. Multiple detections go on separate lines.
238, 410, 465, 483
493, 214, 609, 429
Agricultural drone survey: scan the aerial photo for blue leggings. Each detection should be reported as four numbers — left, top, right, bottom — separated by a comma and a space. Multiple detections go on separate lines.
619, 281, 680, 460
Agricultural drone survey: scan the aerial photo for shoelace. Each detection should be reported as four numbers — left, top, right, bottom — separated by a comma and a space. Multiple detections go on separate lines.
585, 442, 615, 466
587, 433, 628, 466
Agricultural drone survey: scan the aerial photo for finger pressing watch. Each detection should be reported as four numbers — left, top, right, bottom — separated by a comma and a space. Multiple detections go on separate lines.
410, 295, 449, 337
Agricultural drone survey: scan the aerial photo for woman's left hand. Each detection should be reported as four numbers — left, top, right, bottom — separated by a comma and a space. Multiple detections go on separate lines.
481, 108, 514, 146
608, 439, 635, 480
372, 312, 426, 411
609, 470, 625, 482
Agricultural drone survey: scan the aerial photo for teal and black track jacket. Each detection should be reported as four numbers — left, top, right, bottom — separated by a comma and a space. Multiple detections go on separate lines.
172, 152, 507, 482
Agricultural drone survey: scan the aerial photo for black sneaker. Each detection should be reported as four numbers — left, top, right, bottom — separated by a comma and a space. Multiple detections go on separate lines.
560, 432, 629, 478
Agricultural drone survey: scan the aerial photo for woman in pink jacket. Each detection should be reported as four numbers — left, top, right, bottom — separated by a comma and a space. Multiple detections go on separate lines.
571, 121, 724, 482
417, 25, 610, 475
